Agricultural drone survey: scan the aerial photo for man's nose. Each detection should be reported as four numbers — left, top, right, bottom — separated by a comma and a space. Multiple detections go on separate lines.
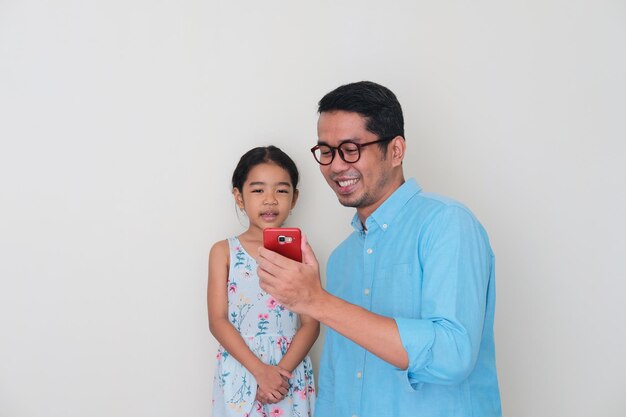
329, 151, 350, 172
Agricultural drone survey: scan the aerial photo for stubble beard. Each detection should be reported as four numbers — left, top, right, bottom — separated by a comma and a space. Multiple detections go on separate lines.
337, 191, 372, 208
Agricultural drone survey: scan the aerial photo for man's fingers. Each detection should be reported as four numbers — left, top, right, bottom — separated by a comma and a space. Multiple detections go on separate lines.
257, 256, 278, 292
258, 246, 299, 270
257, 247, 295, 296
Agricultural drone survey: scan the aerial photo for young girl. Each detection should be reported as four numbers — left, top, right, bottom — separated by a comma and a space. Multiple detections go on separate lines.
208, 146, 318, 417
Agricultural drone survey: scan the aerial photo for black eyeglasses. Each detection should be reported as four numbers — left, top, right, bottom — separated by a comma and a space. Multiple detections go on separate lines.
310, 137, 394, 165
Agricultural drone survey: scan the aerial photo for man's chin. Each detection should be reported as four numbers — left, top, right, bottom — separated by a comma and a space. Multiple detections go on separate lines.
336, 195, 361, 208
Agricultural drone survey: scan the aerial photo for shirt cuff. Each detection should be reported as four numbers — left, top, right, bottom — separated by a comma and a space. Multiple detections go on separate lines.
394, 317, 436, 391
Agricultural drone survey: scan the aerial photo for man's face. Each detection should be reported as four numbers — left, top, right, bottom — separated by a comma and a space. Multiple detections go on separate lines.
317, 110, 395, 217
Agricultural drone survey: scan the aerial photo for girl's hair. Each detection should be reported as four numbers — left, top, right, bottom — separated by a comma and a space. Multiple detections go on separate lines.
231, 146, 299, 191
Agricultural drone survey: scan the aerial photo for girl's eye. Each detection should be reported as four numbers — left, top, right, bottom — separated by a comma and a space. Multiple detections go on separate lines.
277, 189, 290, 194
251, 189, 263, 193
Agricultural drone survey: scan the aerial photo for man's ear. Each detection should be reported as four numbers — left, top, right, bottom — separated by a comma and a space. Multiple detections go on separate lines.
233, 187, 244, 210
390, 136, 406, 167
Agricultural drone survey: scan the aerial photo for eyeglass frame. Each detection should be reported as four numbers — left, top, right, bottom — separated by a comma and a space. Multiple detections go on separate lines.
310, 136, 396, 166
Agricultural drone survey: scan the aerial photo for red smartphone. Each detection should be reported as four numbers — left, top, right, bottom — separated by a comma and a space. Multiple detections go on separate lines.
263, 227, 302, 262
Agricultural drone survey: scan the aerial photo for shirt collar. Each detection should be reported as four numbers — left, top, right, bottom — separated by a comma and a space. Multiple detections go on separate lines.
350, 178, 422, 234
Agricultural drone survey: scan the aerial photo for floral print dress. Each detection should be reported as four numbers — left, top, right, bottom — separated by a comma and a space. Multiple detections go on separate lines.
212, 237, 316, 417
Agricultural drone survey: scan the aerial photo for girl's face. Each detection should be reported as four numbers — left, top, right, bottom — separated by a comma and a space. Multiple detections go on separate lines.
233, 162, 298, 231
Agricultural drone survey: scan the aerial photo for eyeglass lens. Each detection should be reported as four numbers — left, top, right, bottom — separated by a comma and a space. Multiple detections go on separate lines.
314, 142, 361, 164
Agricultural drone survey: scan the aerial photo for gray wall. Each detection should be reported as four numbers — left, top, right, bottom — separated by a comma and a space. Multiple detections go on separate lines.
1, 1, 625, 416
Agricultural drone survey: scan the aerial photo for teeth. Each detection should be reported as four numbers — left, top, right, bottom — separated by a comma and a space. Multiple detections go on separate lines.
338, 179, 358, 187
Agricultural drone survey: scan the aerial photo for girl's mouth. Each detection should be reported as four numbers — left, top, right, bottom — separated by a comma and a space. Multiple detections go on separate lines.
260, 211, 279, 221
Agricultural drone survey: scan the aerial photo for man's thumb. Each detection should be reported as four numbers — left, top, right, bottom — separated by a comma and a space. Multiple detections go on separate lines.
301, 233, 318, 266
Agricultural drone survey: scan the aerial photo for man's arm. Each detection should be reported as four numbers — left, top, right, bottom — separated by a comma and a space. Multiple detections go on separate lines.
259, 205, 494, 387
309, 290, 408, 369
393, 205, 494, 386
257, 235, 409, 369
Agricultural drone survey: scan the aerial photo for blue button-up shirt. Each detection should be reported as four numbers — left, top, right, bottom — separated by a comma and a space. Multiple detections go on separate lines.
315, 179, 501, 417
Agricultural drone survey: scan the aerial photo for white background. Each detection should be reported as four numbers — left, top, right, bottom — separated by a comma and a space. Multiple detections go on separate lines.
1, 1, 625, 416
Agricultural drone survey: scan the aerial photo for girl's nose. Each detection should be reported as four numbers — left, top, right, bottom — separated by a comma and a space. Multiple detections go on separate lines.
264, 195, 278, 205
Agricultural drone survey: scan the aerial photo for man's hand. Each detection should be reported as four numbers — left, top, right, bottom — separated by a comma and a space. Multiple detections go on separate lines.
257, 234, 324, 315
253, 364, 291, 404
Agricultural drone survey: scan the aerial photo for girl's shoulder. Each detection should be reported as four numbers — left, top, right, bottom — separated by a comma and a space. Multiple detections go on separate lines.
209, 239, 231, 264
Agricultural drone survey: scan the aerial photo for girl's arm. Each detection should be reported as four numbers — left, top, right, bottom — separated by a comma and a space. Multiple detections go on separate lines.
207, 240, 290, 403
277, 313, 320, 372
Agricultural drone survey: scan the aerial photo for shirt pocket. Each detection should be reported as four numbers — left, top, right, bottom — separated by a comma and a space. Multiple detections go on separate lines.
372, 263, 421, 317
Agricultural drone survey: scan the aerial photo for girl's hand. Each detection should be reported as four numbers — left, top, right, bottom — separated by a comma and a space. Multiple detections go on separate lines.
253, 364, 292, 404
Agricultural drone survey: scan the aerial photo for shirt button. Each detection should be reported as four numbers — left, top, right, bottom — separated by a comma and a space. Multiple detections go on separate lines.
356, 371, 363, 379
364, 288, 370, 295
366, 248, 373, 254
382, 223, 388, 229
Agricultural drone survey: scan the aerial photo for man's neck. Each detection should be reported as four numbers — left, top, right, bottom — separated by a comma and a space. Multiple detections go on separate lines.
356, 176, 405, 227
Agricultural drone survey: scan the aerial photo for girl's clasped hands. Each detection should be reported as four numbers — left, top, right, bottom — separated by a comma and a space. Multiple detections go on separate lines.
253, 364, 292, 404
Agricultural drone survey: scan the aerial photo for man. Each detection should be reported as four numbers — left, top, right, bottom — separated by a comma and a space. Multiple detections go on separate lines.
258, 81, 501, 417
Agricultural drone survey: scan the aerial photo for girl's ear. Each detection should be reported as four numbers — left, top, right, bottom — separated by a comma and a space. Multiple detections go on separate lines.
291, 188, 299, 209
233, 187, 244, 210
